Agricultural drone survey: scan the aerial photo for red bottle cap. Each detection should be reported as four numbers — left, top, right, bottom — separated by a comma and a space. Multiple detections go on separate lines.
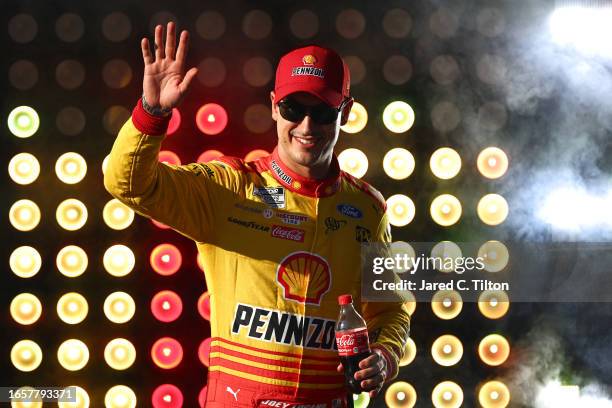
338, 294, 353, 305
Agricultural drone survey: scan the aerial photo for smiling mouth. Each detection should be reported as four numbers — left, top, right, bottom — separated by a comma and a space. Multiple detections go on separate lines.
292, 135, 320, 147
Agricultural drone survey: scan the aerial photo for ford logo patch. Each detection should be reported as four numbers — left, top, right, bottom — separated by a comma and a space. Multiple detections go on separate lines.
337, 204, 362, 219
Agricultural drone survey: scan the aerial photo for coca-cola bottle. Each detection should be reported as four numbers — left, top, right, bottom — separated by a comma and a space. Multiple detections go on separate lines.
335, 294, 371, 393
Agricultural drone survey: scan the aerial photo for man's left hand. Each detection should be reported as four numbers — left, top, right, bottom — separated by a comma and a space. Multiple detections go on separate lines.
336, 349, 388, 398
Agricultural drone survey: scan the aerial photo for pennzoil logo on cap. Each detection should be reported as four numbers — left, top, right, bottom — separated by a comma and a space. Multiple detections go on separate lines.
302, 55, 317, 65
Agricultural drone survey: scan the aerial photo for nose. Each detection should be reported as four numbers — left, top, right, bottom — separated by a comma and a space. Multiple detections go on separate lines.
295, 113, 314, 134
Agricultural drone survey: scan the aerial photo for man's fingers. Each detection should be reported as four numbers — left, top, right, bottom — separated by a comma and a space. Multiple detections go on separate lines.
154, 24, 165, 60
361, 374, 385, 391
141, 38, 153, 65
359, 353, 379, 369
354, 366, 379, 381
178, 67, 198, 94
336, 363, 343, 373
165, 22, 176, 59
175, 30, 189, 65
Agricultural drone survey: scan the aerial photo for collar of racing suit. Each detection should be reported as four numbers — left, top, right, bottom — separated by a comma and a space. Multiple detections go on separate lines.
264, 147, 342, 198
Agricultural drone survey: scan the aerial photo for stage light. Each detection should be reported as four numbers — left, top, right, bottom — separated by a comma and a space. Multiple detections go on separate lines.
243, 57, 273, 87
336, 9, 366, 39
402, 290, 417, 316
478, 240, 509, 272
431, 290, 463, 320
341, 101, 367, 134
386, 194, 416, 226
56, 152, 87, 184
151, 290, 183, 322
198, 386, 208, 408
104, 292, 136, 324
478, 334, 510, 366
383, 101, 415, 133
9, 199, 41, 231
430, 147, 461, 179
8, 106, 39, 138
432, 381, 463, 408
10, 293, 42, 325
430, 194, 462, 227
431, 335, 463, 367
104, 338, 136, 370
152, 384, 183, 408
478, 380, 511, 408
103, 199, 135, 230
57, 292, 88, 324
167, 108, 181, 135
197, 252, 206, 272
431, 101, 461, 132
159, 150, 181, 166
57, 385, 89, 408
150, 243, 182, 276
338, 148, 368, 178
104, 385, 136, 408
10, 246, 42, 278
56, 198, 88, 231
11, 339, 42, 372
9, 153, 40, 185
57, 245, 88, 277
390, 241, 416, 273
57, 339, 89, 371
383, 148, 415, 180
10, 386, 42, 407
399, 337, 417, 367
478, 290, 510, 319
430, 241, 462, 273
152, 337, 183, 369
103, 245, 135, 277
549, 4, 612, 58
102, 154, 110, 175
198, 291, 211, 321
196, 103, 228, 135
289, 9, 319, 39
477, 194, 509, 226
477, 147, 508, 179
430, 55, 460, 86
198, 337, 212, 367
384, 55, 413, 85
352, 392, 371, 408
385, 381, 417, 408
197, 149, 224, 163
244, 149, 269, 162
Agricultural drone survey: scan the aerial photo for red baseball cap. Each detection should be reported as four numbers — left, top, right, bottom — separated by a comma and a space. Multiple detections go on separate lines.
274, 45, 350, 108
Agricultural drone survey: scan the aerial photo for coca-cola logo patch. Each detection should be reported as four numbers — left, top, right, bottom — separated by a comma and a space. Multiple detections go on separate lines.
271, 225, 305, 242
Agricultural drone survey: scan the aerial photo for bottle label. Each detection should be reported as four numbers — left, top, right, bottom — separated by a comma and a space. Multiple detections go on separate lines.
335, 328, 370, 356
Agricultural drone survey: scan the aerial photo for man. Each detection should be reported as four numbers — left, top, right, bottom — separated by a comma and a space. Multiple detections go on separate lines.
104, 22, 410, 407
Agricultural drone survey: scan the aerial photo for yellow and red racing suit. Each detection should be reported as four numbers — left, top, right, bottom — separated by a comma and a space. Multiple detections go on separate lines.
104, 100, 411, 407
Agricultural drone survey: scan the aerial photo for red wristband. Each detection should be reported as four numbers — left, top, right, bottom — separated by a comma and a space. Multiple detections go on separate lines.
131, 98, 171, 136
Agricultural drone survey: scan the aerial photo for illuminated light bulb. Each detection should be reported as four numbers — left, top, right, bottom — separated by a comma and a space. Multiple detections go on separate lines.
352, 392, 371, 408
390, 241, 416, 273
478, 380, 510, 408
151, 290, 183, 322
57, 385, 90, 408
9, 153, 40, 184
103, 199, 135, 230
198, 291, 211, 321
158, 150, 181, 166
57, 339, 89, 371
8, 106, 40, 138
383, 148, 415, 180
403, 291, 417, 316
104, 292, 136, 323
477, 147, 508, 179
383, 101, 415, 133
198, 337, 213, 367
338, 148, 368, 178
341, 101, 368, 134
9, 199, 41, 231
479, 334, 510, 366
57, 245, 88, 277
386, 194, 416, 226
430, 194, 462, 226
478, 290, 510, 319
431, 290, 463, 319
477, 194, 509, 226
57, 292, 88, 324
432, 381, 463, 408
152, 337, 183, 369
430, 147, 461, 179
56, 198, 88, 231
102, 154, 110, 175
399, 337, 417, 367
104, 338, 136, 370
10, 293, 42, 325
10, 386, 43, 407
431, 335, 463, 366
197, 149, 224, 163
430, 241, 462, 273
56, 152, 87, 184
10, 246, 42, 278
104, 385, 136, 408
196, 103, 228, 135
167, 108, 182, 135
478, 240, 509, 272
385, 381, 417, 408
152, 384, 184, 408
196, 252, 206, 272
150, 243, 182, 276
103, 245, 135, 277
244, 149, 269, 162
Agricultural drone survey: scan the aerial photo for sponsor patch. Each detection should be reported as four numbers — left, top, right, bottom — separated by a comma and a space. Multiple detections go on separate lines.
263, 208, 274, 219
291, 66, 325, 78
277, 251, 331, 305
324, 217, 346, 234
270, 160, 293, 186
254, 187, 286, 209
337, 204, 363, 219
271, 225, 305, 242
227, 217, 270, 232
277, 212, 309, 226
355, 225, 372, 243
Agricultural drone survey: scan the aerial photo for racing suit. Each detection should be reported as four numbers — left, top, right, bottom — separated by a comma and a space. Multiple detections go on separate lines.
104, 99, 411, 407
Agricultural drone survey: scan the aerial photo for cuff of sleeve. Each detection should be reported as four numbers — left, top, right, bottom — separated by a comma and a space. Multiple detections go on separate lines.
371, 343, 399, 382
132, 98, 171, 136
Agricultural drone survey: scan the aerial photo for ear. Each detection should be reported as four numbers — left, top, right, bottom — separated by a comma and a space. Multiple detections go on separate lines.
270, 91, 278, 121
339, 97, 354, 126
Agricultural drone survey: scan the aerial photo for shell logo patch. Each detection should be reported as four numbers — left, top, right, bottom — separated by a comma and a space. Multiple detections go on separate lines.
302, 55, 317, 65
276, 251, 331, 305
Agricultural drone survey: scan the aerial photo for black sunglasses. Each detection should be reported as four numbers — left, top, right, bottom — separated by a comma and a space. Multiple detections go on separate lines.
277, 97, 349, 125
